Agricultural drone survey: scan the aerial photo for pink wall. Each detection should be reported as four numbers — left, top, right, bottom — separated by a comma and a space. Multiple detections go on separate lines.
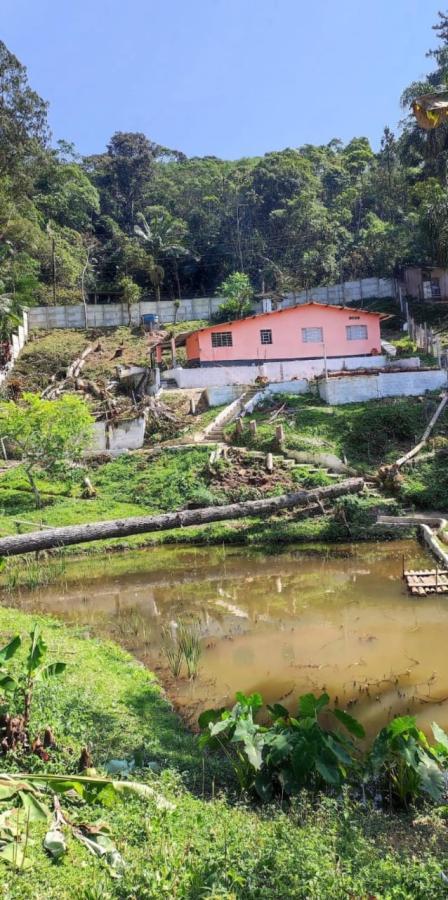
186, 304, 382, 364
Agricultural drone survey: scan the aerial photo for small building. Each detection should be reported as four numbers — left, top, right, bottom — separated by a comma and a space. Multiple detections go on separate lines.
400, 266, 448, 301
184, 302, 382, 367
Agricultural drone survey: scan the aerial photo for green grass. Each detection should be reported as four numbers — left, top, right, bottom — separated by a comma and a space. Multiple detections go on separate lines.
227, 393, 447, 470
401, 451, 448, 510
0, 606, 447, 899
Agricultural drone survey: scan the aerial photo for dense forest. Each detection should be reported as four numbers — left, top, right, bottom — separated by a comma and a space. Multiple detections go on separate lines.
3, 12, 448, 309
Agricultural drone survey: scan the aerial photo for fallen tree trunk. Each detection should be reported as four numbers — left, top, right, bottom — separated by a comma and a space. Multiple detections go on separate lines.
395, 392, 448, 469
0, 478, 364, 557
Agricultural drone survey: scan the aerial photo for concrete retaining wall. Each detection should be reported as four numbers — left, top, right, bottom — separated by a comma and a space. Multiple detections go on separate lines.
201, 395, 248, 438
91, 416, 146, 454
421, 523, 448, 567
206, 385, 246, 407
0, 311, 29, 388
318, 368, 447, 405
283, 276, 395, 307
28, 298, 226, 330
165, 355, 392, 389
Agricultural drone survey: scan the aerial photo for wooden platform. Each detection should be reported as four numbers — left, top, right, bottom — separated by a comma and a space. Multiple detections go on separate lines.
404, 569, 448, 596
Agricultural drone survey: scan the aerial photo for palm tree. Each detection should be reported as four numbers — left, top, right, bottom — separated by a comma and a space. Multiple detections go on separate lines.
134, 208, 196, 302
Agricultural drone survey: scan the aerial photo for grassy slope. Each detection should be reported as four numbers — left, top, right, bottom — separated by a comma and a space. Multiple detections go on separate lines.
226, 393, 447, 470
3, 323, 446, 561
0, 606, 446, 900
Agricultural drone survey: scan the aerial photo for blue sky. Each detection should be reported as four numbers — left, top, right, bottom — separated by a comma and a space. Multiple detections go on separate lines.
2, 0, 444, 159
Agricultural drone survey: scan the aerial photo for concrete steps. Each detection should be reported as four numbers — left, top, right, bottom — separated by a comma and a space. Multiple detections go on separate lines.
196, 386, 260, 444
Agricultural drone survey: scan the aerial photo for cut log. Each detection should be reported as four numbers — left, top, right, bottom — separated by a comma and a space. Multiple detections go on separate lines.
66, 343, 98, 379
395, 392, 448, 469
0, 478, 364, 557
249, 420, 257, 436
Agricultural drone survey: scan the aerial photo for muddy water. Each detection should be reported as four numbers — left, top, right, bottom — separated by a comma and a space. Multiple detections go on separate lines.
5, 540, 448, 735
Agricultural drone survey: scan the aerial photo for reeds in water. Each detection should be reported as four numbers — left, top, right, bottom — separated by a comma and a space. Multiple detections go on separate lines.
161, 618, 202, 679
178, 618, 202, 679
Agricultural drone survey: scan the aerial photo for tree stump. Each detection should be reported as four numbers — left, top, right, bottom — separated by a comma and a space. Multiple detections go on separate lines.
249, 420, 257, 437
275, 424, 285, 446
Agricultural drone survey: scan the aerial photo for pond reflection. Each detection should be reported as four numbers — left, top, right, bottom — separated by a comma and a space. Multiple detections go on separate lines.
4, 539, 447, 735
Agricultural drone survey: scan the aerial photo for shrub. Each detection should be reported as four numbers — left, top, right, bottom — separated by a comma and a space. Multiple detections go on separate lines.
199, 692, 448, 808
199, 691, 365, 800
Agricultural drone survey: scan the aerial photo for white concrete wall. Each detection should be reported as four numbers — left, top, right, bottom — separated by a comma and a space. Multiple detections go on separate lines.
165, 355, 391, 389
28, 298, 226, 330
206, 385, 246, 407
0, 310, 29, 388
318, 369, 447, 405
283, 276, 395, 307
267, 379, 310, 396
90, 416, 146, 454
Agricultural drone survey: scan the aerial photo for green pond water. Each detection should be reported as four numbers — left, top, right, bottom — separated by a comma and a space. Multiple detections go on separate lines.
4, 539, 448, 735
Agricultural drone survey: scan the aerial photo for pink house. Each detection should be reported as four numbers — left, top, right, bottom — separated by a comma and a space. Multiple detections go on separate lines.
185, 303, 383, 366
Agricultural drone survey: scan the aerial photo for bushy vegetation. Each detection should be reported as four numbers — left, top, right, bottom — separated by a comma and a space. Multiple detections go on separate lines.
1, 609, 448, 898
401, 452, 448, 509
229, 393, 444, 469
4, 15, 448, 315
200, 690, 448, 808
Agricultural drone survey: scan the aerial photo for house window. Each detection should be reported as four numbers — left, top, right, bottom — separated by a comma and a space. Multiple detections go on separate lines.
302, 326, 323, 343
211, 331, 233, 348
346, 324, 368, 341
260, 329, 272, 345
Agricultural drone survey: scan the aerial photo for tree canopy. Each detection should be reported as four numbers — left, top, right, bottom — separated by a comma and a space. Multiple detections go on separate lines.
2, 15, 448, 311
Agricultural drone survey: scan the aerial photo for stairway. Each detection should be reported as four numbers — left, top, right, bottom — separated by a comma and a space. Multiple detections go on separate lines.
198, 386, 261, 444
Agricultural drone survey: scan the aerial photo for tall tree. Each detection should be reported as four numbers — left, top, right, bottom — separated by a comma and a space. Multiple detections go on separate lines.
0, 41, 49, 181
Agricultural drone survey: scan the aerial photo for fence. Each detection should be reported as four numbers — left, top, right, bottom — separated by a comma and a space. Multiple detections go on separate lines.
27, 277, 398, 330
27, 297, 226, 330
282, 277, 396, 308
0, 311, 29, 387
398, 289, 443, 362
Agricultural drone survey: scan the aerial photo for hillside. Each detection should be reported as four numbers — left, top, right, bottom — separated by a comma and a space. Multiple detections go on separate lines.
3, 14, 448, 320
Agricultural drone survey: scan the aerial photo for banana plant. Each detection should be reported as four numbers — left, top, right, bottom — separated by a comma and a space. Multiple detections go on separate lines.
0, 626, 66, 745
0, 771, 172, 871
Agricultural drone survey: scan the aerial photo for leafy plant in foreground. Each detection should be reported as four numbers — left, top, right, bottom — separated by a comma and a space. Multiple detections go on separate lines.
0, 771, 168, 871
199, 691, 365, 800
0, 626, 66, 754
369, 715, 447, 806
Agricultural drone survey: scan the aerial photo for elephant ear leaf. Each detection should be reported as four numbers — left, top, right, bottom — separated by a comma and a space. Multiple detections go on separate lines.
0, 635, 21, 664
315, 757, 341, 786
417, 758, 445, 801
333, 708, 365, 739
299, 692, 329, 718
432, 722, 448, 752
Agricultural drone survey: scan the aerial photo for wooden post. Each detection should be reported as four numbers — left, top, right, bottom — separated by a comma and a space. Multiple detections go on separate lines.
266, 452, 273, 473
235, 419, 244, 436
249, 420, 257, 437
170, 337, 177, 367
189, 398, 196, 416
275, 424, 285, 446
